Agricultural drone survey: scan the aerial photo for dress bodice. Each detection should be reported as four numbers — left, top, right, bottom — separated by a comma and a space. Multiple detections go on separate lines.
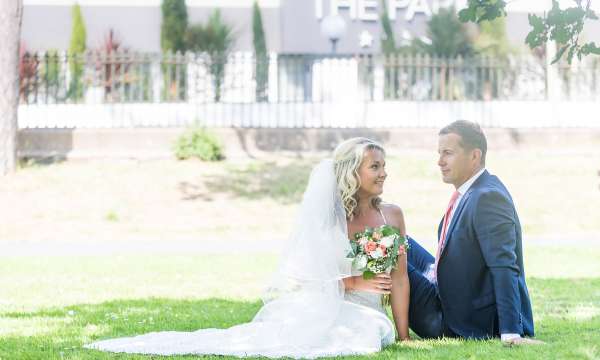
344, 288, 385, 314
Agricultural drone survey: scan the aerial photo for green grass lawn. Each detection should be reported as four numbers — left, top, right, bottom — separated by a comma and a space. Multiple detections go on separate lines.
2, 148, 599, 358
2, 245, 599, 359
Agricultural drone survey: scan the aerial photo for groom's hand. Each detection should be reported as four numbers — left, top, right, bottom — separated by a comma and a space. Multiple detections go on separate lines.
352, 274, 392, 294
502, 337, 545, 346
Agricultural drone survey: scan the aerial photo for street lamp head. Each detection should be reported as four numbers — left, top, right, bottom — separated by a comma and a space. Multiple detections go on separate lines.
320, 14, 347, 42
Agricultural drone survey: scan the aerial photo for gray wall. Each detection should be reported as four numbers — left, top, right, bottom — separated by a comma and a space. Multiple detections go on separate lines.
21, 1, 600, 54
22, 4, 281, 53
281, 0, 433, 54
22, 5, 162, 52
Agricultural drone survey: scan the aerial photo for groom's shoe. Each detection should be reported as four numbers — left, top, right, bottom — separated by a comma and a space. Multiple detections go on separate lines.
502, 337, 545, 346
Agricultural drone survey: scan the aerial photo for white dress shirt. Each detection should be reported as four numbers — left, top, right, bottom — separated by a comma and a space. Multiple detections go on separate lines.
446, 167, 486, 227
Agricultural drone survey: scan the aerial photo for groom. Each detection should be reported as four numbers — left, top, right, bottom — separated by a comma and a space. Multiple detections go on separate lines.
406, 120, 540, 345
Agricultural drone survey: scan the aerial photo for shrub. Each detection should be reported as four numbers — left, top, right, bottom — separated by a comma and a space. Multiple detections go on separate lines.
43, 49, 62, 88
19, 43, 39, 104
174, 129, 224, 161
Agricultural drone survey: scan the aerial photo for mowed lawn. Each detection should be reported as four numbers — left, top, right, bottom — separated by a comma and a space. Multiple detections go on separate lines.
1, 248, 599, 359
1, 148, 599, 359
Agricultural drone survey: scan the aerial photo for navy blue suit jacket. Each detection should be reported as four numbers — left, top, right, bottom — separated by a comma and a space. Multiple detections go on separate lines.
436, 170, 534, 339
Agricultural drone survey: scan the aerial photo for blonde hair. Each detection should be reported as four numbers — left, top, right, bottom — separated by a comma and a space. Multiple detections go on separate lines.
333, 137, 385, 220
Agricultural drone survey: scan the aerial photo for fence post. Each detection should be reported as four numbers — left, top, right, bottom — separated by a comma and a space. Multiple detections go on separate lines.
267, 52, 278, 103
151, 54, 161, 103
372, 55, 384, 101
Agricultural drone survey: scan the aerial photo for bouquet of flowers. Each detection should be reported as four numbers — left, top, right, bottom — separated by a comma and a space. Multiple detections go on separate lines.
347, 225, 410, 304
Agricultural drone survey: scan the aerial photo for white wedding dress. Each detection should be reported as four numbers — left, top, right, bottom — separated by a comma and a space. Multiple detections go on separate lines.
84, 160, 396, 358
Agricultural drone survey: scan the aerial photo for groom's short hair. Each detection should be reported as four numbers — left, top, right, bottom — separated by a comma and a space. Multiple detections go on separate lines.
439, 120, 487, 166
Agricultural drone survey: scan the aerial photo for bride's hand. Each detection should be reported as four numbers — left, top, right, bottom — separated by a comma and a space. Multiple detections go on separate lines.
350, 274, 392, 294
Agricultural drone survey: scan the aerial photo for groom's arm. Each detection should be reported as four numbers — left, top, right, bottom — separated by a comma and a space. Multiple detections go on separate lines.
473, 190, 523, 336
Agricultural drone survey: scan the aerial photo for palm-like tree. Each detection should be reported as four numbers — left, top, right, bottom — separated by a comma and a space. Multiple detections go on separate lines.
186, 10, 235, 102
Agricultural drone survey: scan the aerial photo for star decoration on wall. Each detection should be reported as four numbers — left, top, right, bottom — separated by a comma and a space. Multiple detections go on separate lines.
359, 30, 373, 48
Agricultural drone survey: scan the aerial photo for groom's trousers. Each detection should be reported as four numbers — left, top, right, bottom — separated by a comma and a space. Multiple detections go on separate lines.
406, 236, 455, 339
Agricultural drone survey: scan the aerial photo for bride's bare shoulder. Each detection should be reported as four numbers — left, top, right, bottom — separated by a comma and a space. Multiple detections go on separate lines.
380, 202, 404, 217
380, 203, 406, 233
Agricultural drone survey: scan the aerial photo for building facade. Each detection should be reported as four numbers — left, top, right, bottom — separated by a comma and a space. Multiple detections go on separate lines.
22, 0, 600, 54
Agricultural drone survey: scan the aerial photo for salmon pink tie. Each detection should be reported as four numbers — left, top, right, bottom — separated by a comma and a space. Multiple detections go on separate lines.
434, 190, 460, 279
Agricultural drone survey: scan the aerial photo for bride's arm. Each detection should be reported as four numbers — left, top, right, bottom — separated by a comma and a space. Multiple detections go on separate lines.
343, 275, 393, 293
342, 277, 355, 290
387, 204, 410, 341
391, 253, 410, 340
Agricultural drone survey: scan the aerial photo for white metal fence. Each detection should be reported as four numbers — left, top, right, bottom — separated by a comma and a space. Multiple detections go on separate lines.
17, 51, 600, 128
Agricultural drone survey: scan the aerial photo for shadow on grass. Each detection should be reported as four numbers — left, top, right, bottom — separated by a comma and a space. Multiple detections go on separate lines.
182, 161, 314, 204
2, 279, 600, 359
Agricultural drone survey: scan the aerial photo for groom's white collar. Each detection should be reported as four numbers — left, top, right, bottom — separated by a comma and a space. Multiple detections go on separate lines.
457, 168, 486, 196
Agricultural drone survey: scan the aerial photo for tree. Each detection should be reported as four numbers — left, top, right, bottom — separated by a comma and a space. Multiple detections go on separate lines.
380, 0, 397, 54
161, 0, 188, 101
415, 7, 474, 58
186, 10, 234, 102
161, 0, 188, 53
474, 16, 513, 58
379, 0, 401, 99
459, 0, 600, 63
0, 0, 23, 175
252, 1, 268, 102
69, 3, 86, 101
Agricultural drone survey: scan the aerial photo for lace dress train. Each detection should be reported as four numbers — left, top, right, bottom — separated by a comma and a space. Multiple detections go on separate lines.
84, 290, 395, 358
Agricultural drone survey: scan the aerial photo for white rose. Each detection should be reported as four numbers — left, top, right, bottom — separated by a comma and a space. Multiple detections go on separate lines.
370, 247, 384, 259
358, 237, 368, 246
380, 235, 395, 248
353, 255, 368, 270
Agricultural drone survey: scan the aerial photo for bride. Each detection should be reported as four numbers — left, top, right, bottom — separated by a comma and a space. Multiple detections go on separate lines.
85, 137, 410, 358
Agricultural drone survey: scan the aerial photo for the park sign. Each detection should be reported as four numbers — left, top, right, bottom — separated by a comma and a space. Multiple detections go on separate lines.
315, 0, 464, 22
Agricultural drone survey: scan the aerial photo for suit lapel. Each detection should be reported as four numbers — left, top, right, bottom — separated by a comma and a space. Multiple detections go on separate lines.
440, 190, 471, 256
440, 170, 489, 258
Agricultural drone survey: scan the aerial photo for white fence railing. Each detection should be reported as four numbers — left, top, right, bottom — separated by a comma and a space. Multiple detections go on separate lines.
18, 51, 600, 128
18, 101, 600, 129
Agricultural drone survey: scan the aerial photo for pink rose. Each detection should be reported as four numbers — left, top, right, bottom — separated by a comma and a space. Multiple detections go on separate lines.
364, 241, 378, 253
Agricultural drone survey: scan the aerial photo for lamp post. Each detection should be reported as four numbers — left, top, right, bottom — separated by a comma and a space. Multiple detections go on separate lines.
320, 14, 347, 54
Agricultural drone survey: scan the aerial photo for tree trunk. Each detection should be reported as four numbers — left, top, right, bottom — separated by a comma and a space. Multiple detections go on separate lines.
0, 0, 23, 175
